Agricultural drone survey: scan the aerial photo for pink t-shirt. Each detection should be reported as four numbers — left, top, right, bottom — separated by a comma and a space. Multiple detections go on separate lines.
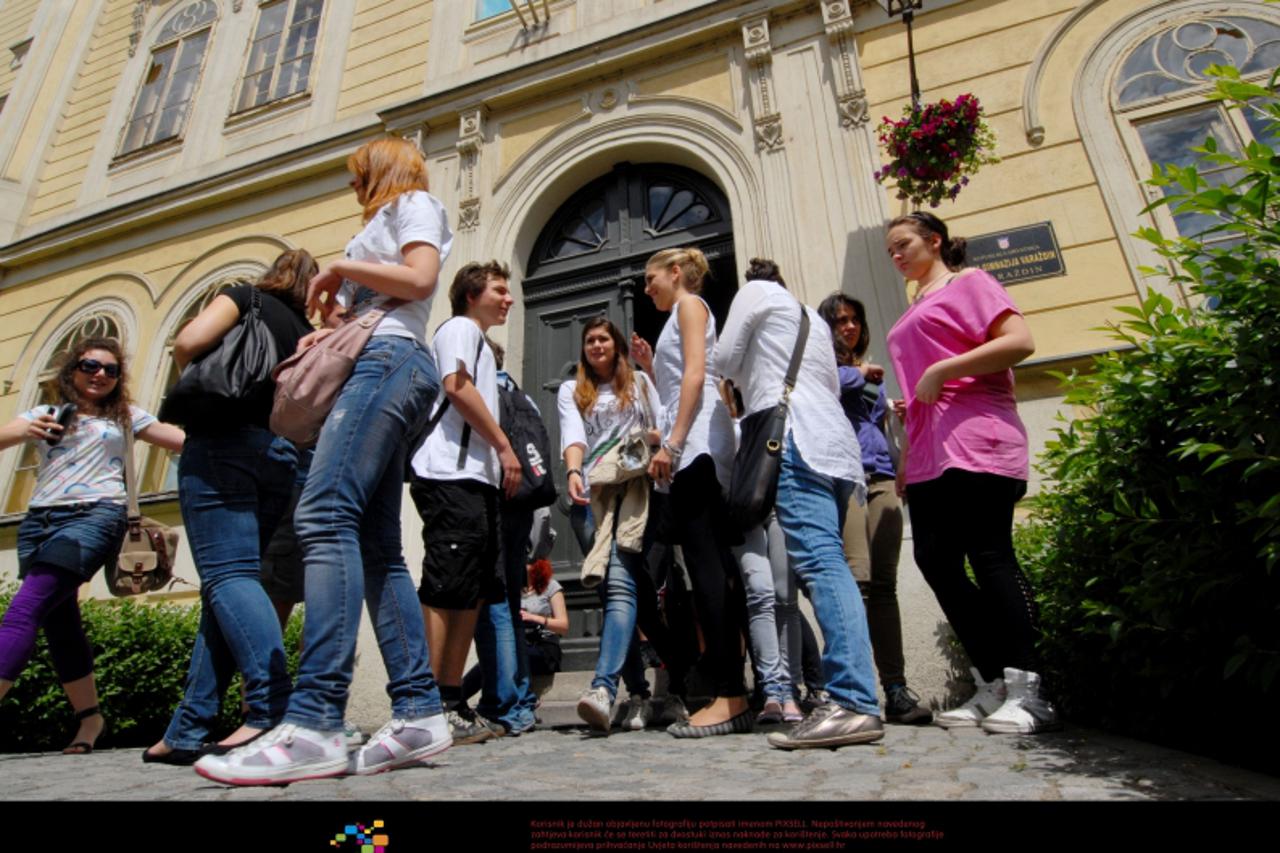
885, 268, 1028, 485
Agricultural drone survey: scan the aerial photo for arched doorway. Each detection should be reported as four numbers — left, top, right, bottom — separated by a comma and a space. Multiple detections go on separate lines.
521, 161, 736, 670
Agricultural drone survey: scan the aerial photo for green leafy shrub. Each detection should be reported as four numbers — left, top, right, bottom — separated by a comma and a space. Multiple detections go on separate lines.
1019, 68, 1280, 768
0, 581, 303, 753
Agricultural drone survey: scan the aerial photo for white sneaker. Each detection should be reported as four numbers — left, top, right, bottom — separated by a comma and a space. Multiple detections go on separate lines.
980, 668, 1061, 734
350, 714, 452, 775
615, 696, 652, 731
342, 720, 366, 747
577, 686, 613, 734
193, 723, 348, 786
935, 668, 1006, 729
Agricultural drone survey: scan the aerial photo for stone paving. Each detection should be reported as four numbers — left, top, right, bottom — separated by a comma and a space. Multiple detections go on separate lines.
1, 722, 1275, 802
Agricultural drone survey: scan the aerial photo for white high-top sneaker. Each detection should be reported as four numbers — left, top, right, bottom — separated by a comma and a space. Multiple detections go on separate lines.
934, 667, 1006, 728
980, 668, 1061, 734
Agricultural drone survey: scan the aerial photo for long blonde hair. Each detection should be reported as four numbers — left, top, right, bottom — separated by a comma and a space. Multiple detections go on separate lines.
646, 246, 710, 294
574, 318, 636, 417
347, 137, 430, 223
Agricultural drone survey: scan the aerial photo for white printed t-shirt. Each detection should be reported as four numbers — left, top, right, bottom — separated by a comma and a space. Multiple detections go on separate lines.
411, 316, 499, 486
337, 190, 453, 343
556, 373, 660, 497
19, 406, 156, 507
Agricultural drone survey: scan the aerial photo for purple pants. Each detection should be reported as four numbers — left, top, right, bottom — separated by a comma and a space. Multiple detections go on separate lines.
0, 564, 92, 683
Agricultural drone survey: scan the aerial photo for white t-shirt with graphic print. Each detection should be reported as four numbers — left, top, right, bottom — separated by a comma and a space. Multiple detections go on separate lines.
19, 405, 156, 507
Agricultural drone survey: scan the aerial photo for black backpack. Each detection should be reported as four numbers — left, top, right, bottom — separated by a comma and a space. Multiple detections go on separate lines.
498, 375, 558, 509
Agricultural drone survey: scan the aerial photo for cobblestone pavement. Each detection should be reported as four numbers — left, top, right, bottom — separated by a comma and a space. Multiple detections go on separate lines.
1, 722, 1276, 802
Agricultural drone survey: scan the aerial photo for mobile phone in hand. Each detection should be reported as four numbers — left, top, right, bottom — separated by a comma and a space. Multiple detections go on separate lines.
45, 403, 78, 446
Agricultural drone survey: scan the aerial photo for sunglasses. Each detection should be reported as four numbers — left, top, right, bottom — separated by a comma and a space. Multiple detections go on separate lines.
76, 358, 120, 379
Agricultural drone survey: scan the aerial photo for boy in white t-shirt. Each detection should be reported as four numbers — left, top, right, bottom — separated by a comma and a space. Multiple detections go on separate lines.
410, 261, 521, 744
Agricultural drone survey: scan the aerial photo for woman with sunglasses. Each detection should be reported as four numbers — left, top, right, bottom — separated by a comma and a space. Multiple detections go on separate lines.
0, 337, 184, 753
143, 249, 317, 765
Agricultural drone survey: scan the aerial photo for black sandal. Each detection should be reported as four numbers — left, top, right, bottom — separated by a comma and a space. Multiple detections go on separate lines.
63, 705, 104, 755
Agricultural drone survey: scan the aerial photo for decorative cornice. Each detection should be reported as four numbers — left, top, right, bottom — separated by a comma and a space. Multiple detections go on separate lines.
821, 0, 855, 37
742, 16, 772, 66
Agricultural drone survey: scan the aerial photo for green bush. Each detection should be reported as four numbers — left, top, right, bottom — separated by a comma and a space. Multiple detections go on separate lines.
0, 581, 303, 753
1020, 68, 1280, 767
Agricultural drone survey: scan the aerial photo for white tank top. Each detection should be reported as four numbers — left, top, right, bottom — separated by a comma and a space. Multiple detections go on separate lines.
653, 294, 734, 484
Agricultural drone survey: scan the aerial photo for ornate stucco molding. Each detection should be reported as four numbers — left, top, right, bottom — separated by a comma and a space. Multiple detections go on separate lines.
455, 104, 488, 231
742, 15, 783, 152
821, 1, 871, 129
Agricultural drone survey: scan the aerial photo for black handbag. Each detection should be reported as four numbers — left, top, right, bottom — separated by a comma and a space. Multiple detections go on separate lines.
726, 306, 809, 532
159, 287, 281, 427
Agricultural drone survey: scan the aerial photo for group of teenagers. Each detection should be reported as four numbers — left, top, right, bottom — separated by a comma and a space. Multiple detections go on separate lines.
0, 135, 1058, 786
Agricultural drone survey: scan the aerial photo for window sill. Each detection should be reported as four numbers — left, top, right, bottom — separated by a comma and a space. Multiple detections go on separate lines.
110, 136, 184, 172
224, 90, 312, 133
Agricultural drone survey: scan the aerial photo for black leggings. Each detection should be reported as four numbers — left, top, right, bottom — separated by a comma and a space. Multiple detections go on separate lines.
906, 468, 1040, 682
667, 454, 747, 698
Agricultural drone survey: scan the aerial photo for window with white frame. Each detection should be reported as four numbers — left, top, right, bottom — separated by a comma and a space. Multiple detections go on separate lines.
4, 313, 124, 515
1114, 14, 1280, 246
477, 0, 510, 21
234, 0, 324, 114
119, 1, 219, 155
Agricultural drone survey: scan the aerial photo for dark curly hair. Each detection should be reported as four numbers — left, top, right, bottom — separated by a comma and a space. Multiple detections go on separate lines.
817, 293, 869, 366
54, 336, 133, 429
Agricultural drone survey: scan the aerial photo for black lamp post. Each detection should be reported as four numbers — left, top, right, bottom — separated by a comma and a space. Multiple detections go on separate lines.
876, 1, 925, 108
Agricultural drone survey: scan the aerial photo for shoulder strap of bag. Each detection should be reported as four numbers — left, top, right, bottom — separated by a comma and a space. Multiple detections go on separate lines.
781, 305, 810, 401
456, 334, 488, 467
122, 416, 140, 523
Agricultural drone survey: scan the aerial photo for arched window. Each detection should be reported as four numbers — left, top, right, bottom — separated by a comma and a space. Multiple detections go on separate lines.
1074, 3, 1280, 301
234, 0, 324, 114
1114, 15, 1280, 246
4, 313, 124, 514
119, 0, 219, 155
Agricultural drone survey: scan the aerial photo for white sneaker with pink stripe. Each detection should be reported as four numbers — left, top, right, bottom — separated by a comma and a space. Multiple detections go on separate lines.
350, 714, 452, 775
193, 723, 348, 785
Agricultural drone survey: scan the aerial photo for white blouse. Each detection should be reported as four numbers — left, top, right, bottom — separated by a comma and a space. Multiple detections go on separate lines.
715, 279, 865, 487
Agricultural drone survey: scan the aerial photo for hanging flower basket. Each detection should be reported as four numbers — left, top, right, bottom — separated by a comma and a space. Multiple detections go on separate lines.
874, 93, 999, 208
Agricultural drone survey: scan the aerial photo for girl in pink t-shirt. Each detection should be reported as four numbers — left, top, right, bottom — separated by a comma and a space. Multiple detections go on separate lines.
884, 211, 1058, 735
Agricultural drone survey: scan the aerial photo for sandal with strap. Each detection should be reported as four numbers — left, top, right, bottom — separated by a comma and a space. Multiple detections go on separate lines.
63, 705, 105, 755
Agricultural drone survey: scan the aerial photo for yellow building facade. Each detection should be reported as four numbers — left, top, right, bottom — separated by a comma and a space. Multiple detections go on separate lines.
0, 0, 1274, 707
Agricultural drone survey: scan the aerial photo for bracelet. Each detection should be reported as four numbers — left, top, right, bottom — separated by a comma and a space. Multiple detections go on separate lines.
566, 468, 583, 481
661, 440, 683, 458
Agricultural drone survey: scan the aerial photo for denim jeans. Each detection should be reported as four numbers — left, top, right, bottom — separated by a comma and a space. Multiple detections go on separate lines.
732, 515, 792, 704
570, 502, 650, 698
285, 336, 443, 731
163, 428, 297, 749
473, 508, 537, 730
590, 542, 645, 702
773, 434, 880, 715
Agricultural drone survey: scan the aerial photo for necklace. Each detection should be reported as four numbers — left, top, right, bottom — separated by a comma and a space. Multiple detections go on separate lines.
914, 270, 956, 302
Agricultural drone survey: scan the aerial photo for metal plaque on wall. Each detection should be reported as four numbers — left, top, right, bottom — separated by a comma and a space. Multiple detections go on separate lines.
966, 221, 1066, 285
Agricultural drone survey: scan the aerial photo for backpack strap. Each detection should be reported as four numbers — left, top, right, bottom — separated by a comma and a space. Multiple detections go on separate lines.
456, 335, 487, 468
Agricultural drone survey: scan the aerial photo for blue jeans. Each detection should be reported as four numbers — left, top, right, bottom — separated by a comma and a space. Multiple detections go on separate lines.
590, 542, 645, 702
284, 336, 443, 731
472, 509, 536, 729
571, 503, 649, 699
774, 434, 880, 716
164, 428, 297, 749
